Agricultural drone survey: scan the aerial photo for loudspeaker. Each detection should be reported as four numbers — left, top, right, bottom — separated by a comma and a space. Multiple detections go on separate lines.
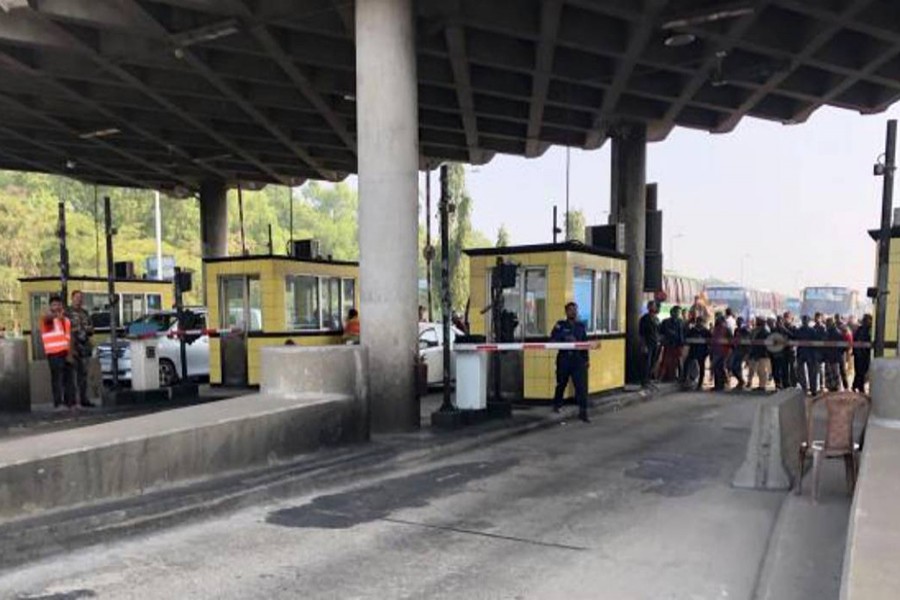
646, 210, 663, 253
175, 269, 193, 293
586, 224, 625, 253
291, 239, 319, 259
645, 252, 663, 292
646, 183, 658, 212
114, 261, 134, 280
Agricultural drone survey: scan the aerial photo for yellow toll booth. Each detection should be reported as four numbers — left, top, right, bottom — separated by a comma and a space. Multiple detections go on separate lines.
466, 242, 628, 401
20, 276, 174, 360
204, 255, 359, 386
870, 227, 900, 357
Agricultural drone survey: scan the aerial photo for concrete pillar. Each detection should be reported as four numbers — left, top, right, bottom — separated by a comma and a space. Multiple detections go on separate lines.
356, 0, 420, 432
611, 123, 647, 384
199, 180, 228, 259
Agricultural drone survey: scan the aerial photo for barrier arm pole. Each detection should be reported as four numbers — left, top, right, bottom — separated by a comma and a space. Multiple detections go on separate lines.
439, 165, 454, 412
104, 197, 119, 390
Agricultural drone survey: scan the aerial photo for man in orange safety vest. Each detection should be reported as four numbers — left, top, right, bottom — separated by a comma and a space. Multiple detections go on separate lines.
41, 294, 75, 410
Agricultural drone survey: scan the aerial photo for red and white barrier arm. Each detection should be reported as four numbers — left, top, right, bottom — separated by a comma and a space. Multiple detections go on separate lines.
455, 341, 600, 352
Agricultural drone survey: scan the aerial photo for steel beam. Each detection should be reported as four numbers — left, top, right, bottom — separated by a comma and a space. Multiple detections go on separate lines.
524, 0, 562, 157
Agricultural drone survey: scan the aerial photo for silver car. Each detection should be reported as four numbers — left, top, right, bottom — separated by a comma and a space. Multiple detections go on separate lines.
97, 309, 209, 387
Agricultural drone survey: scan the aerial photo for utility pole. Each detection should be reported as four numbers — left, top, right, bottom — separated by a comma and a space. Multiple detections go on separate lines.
57, 201, 69, 303
425, 169, 434, 322
874, 119, 896, 358
104, 196, 120, 391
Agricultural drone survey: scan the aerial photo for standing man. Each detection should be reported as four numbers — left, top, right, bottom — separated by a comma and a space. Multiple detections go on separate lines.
41, 294, 74, 410
796, 315, 819, 395
852, 314, 873, 393
551, 302, 590, 423
710, 315, 732, 391
66, 290, 96, 408
748, 317, 771, 391
639, 300, 661, 387
782, 312, 798, 388
659, 306, 685, 382
686, 316, 711, 391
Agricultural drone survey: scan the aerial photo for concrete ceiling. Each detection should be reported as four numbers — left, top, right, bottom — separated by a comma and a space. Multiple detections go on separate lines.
0, 0, 899, 192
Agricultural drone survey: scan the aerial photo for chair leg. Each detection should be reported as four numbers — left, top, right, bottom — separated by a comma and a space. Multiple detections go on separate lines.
812, 451, 822, 503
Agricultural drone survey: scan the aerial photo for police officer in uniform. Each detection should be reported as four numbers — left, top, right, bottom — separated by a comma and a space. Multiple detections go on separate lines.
551, 301, 590, 423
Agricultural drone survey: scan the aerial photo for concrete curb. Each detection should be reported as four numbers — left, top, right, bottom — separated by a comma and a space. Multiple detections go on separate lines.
0, 383, 678, 571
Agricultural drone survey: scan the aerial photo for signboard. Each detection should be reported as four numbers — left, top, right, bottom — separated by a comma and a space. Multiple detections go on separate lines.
145, 255, 176, 280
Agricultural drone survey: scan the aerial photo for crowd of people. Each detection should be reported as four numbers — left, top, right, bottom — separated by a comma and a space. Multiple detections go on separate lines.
639, 296, 873, 395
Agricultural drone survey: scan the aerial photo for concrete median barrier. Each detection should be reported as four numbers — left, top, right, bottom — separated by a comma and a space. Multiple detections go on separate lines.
0, 346, 370, 521
732, 388, 806, 490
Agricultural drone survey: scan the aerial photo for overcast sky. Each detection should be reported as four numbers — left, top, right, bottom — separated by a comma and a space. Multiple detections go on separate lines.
421, 104, 899, 298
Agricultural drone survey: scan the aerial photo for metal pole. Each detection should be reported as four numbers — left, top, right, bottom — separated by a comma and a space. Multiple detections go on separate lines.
565, 146, 571, 240
288, 185, 294, 253
237, 183, 247, 256
94, 185, 100, 277
154, 190, 163, 280
553, 205, 559, 244
58, 201, 68, 303
875, 119, 897, 358
267, 224, 273, 255
104, 196, 119, 390
438, 165, 453, 412
174, 270, 188, 381
426, 169, 434, 322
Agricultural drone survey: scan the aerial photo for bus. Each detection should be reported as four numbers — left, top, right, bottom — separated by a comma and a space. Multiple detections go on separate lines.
800, 286, 860, 319
643, 273, 705, 315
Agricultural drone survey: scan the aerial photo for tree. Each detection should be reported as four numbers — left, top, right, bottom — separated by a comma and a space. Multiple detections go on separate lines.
496, 224, 511, 248
566, 209, 586, 243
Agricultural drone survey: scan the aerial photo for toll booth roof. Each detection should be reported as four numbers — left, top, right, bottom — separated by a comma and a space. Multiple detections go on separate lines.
18, 276, 173, 284
203, 255, 358, 267
464, 241, 627, 261
867, 227, 900, 241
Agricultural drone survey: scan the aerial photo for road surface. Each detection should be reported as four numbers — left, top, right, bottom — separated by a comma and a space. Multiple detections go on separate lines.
3, 393, 792, 600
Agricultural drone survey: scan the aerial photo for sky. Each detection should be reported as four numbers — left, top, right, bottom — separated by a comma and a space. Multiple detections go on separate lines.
420, 104, 900, 298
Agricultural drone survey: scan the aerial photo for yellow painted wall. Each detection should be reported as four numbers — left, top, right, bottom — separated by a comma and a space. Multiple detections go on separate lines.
204, 257, 358, 386
468, 247, 627, 400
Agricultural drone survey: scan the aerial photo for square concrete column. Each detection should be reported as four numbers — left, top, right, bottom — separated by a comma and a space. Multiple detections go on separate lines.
356, 0, 420, 432
610, 123, 647, 384
199, 180, 228, 259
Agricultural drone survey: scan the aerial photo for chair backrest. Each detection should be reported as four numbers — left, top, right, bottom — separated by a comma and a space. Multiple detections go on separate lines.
823, 392, 870, 454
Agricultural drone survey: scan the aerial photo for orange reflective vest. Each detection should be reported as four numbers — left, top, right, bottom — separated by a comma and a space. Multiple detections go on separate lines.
41, 316, 71, 356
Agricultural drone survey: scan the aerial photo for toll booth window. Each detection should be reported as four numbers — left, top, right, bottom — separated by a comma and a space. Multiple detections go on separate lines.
523, 269, 547, 337
573, 269, 595, 330
121, 294, 145, 325
285, 275, 320, 330
596, 271, 621, 333
321, 277, 342, 331
342, 278, 356, 312
146, 294, 162, 313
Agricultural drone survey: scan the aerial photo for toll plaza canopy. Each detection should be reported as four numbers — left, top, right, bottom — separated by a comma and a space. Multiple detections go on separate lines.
1, 0, 900, 192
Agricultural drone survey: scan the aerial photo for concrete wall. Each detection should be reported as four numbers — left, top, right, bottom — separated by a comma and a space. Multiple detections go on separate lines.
840, 358, 900, 599
260, 345, 369, 408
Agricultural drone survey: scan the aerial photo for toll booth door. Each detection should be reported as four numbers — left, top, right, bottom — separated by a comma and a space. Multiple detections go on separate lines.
219, 275, 259, 387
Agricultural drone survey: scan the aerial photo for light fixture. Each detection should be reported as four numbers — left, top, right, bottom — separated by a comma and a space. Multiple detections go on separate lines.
0, 0, 29, 13
661, 4, 755, 30
65, 159, 77, 170
664, 33, 696, 47
342, 94, 356, 102
78, 127, 120, 140
171, 19, 239, 51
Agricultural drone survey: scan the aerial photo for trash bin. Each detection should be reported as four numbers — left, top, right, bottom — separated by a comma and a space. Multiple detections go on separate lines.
455, 335, 488, 411
0, 338, 30, 412
129, 338, 160, 391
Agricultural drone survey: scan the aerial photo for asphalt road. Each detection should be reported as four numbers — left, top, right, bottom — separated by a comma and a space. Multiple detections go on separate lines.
2, 393, 789, 600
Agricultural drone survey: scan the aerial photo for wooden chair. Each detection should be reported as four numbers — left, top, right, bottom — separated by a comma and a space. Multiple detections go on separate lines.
797, 391, 870, 502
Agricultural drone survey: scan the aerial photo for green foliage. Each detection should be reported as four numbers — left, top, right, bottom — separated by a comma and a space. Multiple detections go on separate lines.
496, 224, 511, 248
0, 169, 485, 328
566, 209, 586, 243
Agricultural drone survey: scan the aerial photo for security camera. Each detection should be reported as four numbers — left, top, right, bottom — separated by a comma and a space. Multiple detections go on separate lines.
875, 162, 886, 176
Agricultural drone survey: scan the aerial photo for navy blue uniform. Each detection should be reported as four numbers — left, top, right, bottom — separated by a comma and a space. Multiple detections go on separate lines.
551, 318, 589, 418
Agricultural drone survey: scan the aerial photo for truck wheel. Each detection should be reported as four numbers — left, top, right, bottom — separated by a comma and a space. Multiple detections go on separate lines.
159, 359, 180, 387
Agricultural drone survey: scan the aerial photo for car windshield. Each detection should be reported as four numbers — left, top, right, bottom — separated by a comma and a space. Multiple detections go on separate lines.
126, 313, 176, 336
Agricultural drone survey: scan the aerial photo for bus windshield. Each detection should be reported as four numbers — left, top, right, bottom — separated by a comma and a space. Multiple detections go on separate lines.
802, 288, 852, 316
705, 287, 748, 312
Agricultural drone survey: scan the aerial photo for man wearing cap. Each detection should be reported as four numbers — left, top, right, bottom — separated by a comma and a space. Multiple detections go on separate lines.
551, 301, 590, 423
